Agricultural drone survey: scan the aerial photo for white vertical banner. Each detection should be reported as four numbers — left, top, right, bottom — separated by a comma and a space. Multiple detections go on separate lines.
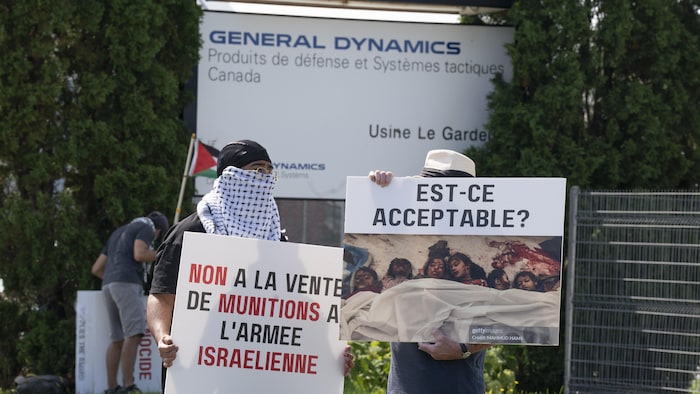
165, 232, 346, 394
75, 291, 161, 394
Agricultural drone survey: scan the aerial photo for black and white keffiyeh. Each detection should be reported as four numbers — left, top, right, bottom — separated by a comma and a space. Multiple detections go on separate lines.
197, 166, 281, 241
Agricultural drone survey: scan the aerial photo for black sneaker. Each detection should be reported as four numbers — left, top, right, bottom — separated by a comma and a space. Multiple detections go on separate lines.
104, 386, 121, 394
117, 384, 142, 393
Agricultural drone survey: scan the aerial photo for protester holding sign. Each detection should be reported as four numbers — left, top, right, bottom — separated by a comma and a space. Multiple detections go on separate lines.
147, 140, 280, 371
369, 149, 491, 394
146, 139, 353, 390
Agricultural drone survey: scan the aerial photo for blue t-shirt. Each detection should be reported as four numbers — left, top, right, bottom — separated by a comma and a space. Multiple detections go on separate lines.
387, 342, 485, 394
101, 219, 155, 286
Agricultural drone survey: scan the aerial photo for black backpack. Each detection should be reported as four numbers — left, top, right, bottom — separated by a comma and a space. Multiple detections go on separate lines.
15, 375, 69, 394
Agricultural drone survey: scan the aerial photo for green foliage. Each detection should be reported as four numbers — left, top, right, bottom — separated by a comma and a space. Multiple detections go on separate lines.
468, 0, 700, 189
467, 0, 595, 184
484, 345, 517, 393
690, 373, 700, 393
0, 0, 201, 387
0, 300, 24, 384
17, 310, 75, 379
506, 345, 565, 393
344, 341, 391, 394
465, 0, 700, 391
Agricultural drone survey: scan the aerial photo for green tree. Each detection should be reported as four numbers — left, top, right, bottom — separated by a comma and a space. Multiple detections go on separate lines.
586, 1, 700, 188
469, 0, 700, 189
467, 0, 594, 184
0, 0, 201, 386
464, 0, 700, 392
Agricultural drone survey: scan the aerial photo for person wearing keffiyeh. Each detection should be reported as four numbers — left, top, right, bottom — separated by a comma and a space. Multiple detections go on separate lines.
146, 139, 353, 390
197, 165, 281, 240
198, 139, 281, 240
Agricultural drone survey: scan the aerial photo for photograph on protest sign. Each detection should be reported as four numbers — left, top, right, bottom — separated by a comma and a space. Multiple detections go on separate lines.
166, 232, 347, 394
341, 176, 567, 345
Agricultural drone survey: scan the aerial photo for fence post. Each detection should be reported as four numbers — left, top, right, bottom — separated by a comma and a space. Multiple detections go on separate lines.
563, 185, 579, 394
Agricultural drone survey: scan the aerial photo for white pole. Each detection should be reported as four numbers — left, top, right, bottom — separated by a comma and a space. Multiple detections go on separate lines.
174, 133, 196, 224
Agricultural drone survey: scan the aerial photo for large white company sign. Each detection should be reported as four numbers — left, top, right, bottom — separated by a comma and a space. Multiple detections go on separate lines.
196, 11, 513, 199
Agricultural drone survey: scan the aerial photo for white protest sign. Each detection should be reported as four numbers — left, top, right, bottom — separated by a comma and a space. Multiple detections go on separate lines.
344, 177, 566, 236
166, 232, 346, 394
341, 177, 567, 345
75, 291, 161, 394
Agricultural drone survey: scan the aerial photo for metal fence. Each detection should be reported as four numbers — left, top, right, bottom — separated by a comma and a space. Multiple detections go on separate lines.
565, 187, 700, 393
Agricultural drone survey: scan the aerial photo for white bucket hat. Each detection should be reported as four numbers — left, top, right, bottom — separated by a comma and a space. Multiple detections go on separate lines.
420, 149, 476, 177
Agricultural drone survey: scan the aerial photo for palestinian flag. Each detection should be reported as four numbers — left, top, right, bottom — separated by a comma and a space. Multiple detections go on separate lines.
189, 140, 219, 178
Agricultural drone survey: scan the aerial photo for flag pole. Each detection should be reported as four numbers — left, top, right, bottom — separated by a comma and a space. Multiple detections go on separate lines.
174, 133, 196, 224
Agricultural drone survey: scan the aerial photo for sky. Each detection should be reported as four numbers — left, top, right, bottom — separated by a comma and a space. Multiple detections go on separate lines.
199, 0, 462, 23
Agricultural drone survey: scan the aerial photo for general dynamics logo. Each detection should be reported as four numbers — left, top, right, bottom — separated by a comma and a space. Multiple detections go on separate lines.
274, 162, 326, 171
274, 162, 325, 180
